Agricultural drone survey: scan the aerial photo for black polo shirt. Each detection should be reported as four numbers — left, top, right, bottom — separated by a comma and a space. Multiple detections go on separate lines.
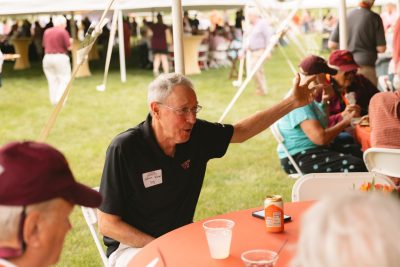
99, 114, 234, 256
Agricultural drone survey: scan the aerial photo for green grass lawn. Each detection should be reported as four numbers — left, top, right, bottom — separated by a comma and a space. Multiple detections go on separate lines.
0, 37, 319, 266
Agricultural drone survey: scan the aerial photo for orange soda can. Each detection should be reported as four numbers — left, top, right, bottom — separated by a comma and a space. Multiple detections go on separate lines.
264, 195, 284, 233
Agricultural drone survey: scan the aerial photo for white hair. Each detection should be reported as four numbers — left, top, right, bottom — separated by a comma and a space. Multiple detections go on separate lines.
147, 73, 194, 108
291, 192, 400, 267
0, 200, 59, 243
53, 15, 67, 27
246, 7, 260, 18
0, 206, 23, 241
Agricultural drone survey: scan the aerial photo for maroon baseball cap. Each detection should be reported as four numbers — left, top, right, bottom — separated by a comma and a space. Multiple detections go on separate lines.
0, 141, 102, 207
329, 50, 359, 72
299, 55, 337, 75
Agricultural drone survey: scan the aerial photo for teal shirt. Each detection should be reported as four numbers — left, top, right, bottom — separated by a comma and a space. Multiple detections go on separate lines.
277, 101, 328, 159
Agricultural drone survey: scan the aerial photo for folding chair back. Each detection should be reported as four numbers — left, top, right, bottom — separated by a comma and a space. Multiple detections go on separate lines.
291, 172, 395, 202
364, 147, 400, 178
270, 122, 303, 178
81, 188, 108, 266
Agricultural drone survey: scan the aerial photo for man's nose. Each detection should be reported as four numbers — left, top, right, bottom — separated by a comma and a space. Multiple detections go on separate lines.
186, 112, 197, 123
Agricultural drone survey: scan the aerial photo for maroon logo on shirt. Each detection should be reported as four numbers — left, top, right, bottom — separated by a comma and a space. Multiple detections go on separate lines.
181, 159, 191, 170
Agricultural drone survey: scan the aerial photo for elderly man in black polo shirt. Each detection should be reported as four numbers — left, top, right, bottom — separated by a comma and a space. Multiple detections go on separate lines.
98, 73, 316, 266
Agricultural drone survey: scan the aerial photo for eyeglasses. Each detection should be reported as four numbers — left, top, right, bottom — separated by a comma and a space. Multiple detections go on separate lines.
158, 103, 202, 116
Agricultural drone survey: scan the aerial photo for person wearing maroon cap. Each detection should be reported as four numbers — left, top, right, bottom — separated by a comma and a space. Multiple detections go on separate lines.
0, 141, 101, 267
277, 55, 367, 174
328, 0, 386, 86
323, 50, 379, 129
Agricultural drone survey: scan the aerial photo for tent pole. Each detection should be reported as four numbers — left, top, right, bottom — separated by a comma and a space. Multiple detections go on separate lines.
97, 8, 118, 91
118, 9, 126, 82
338, 0, 348, 50
70, 12, 76, 39
171, 0, 185, 74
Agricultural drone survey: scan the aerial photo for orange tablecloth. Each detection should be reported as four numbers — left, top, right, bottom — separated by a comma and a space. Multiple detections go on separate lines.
128, 201, 314, 267
354, 125, 371, 151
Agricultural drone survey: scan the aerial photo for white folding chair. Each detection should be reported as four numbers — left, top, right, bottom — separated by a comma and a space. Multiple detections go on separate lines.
291, 172, 395, 202
270, 122, 303, 179
81, 188, 108, 266
364, 147, 400, 178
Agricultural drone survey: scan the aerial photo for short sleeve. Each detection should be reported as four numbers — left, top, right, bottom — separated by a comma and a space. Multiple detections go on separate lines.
375, 15, 386, 46
193, 120, 234, 160
99, 143, 126, 216
287, 105, 318, 128
329, 24, 339, 43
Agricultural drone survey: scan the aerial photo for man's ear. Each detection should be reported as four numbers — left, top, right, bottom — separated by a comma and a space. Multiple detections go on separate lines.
23, 211, 41, 248
150, 102, 160, 118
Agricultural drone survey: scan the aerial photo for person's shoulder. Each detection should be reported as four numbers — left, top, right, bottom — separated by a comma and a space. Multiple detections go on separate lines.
110, 122, 145, 148
195, 118, 232, 129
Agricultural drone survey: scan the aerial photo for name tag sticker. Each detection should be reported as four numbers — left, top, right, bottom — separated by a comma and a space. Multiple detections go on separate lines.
142, 169, 162, 188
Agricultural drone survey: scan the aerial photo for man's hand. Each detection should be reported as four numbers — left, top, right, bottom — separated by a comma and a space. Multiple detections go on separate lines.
289, 73, 316, 108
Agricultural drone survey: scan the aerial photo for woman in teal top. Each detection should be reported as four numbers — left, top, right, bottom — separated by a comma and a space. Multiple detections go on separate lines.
277, 71, 366, 174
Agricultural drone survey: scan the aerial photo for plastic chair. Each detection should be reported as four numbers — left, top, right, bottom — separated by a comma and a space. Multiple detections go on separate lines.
291, 172, 395, 202
270, 122, 303, 179
81, 188, 108, 266
364, 147, 400, 178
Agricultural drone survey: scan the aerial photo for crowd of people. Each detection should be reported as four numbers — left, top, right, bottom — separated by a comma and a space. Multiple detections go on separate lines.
1, 1, 400, 266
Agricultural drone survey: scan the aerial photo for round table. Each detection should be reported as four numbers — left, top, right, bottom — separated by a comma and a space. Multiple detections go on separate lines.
11, 37, 32, 70
182, 35, 204, 75
128, 201, 314, 267
71, 40, 91, 78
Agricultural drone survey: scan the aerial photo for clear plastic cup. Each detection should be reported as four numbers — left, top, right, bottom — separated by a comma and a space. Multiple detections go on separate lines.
241, 249, 278, 267
203, 219, 235, 259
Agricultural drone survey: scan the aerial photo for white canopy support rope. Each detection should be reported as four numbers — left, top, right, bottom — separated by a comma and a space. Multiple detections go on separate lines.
278, 44, 297, 76
38, 0, 115, 142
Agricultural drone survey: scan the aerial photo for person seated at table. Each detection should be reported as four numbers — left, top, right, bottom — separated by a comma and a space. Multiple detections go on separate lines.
369, 90, 400, 149
321, 50, 379, 127
369, 81, 400, 186
98, 72, 316, 266
291, 192, 400, 267
277, 55, 367, 174
0, 141, 102, 267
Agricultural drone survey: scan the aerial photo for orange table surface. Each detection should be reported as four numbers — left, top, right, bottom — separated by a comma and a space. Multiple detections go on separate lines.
128, 201, 315, 267
354, 125, 371, 151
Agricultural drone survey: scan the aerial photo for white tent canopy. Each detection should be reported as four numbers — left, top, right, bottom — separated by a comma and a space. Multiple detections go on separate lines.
0, 0, 250, 16
0, 0, 398, 16
276, 0, 398, 9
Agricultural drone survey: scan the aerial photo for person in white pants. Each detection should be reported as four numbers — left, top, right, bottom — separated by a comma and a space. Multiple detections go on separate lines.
42, 15, 71, 105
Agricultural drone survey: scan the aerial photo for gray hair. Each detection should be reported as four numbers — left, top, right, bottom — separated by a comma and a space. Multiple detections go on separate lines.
0, 200, 59, 243
291, 192, 400, 267
360, 0, 375, 6
53, 15, 67, 27
0, 206, 23, 241
147, 73, 194, 108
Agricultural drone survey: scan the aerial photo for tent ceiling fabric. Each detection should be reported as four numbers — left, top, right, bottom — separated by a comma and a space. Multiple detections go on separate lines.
0, 0, 249, 15
0, 0, 396, 16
